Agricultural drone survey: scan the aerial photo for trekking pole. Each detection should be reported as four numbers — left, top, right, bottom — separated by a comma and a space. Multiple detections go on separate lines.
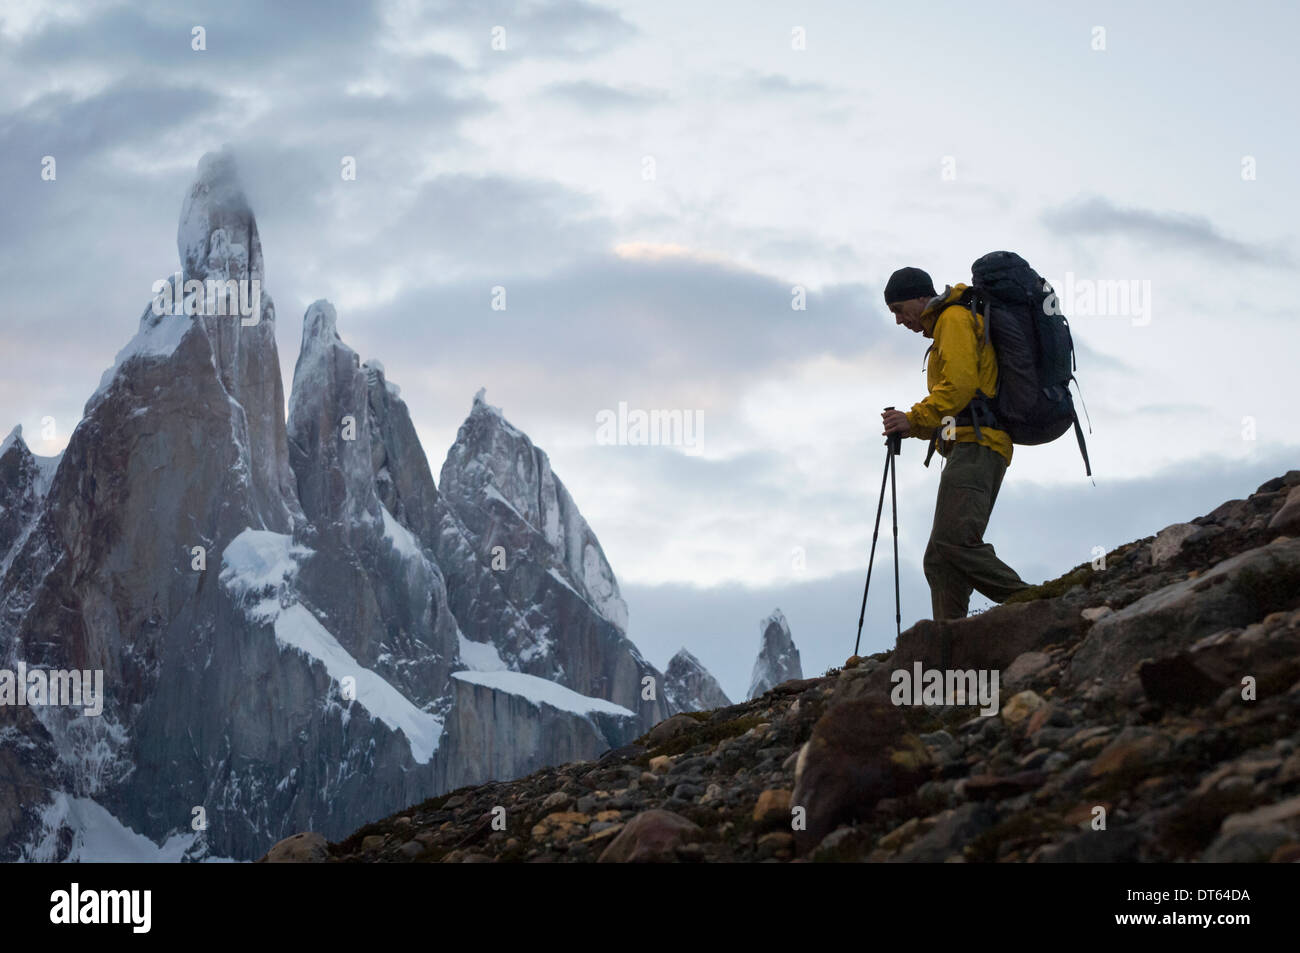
853, 407, 899, 657
889, 425, 901, 639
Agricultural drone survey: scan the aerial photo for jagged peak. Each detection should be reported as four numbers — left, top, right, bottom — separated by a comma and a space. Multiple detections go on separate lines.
749, 607, 801, 700
669, 647, 703, 669
301, 299, 342, 350
762, 607, 790, 633
472, 387, 502, 416
178, 145, 262, 285
467, 389, 525, 442
1, 424, 24, 457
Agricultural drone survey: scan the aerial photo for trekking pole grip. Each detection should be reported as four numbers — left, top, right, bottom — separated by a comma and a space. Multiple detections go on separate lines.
885, 406, 902, 455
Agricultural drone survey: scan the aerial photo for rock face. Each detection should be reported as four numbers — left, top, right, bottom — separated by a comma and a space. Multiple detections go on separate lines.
0, 151, 665, 862
0, 428, 60, 579
664, 649, 731, 712
434, 391, 669, 729
748, 609, 802, 699
436, 671, 639, 791
325, 469, 1300, 864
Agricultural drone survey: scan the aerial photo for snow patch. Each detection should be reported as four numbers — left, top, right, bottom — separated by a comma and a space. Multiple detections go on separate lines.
547, 566, 584, 599
219, 530, 311, 595
33, 452, 62, 497
274, 604, 442, 763
379, 504, 424, 564
25, 793, 234, 863
94, 306, 194, 398
452, 669, 634, 718
457, 633, 507, 672
219, 528, 440, 762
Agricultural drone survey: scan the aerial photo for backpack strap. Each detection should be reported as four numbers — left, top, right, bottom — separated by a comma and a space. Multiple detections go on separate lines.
1071, 408, 1092, 479
968, 295, 989, 347
1069, 374, 1093, 479
922, 300, 989, 469
922, 389, 996, 468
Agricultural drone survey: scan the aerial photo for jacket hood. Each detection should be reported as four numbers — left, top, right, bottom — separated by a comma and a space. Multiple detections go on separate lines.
920, 282, 968, 320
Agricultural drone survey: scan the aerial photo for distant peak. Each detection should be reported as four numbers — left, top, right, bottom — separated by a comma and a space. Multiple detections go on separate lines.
762, 608, 789, 631
301, 300, 340, 346
472, 388, 504, 417
0, 424, 24, 457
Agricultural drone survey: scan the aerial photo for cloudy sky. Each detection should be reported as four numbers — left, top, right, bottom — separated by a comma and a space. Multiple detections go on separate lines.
2, 0, 1296, 701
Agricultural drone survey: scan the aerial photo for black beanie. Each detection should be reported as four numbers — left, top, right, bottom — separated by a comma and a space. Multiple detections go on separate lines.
883, 267, 937, 305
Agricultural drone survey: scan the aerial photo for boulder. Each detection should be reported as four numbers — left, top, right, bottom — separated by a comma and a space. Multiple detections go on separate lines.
646, 713, 702, 748
791, 698, 931, 853
1067, 538, 1300, 687
894, 598, 1084, 674
1003, 652, 1052, 688
260, 831, 330, 863
1151, 523, 1200, 566
1269, 486, 1300, 535
890, 803, 995, 862
752, 788, 793, 829
597, 809, 700, 863
1001, 690, 1046, 724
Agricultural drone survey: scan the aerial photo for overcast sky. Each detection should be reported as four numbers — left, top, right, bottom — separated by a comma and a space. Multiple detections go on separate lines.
2, 0, 1296, 701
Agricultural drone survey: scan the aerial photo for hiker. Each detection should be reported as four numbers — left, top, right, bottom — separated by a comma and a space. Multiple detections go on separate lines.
880, 266, 1032, 621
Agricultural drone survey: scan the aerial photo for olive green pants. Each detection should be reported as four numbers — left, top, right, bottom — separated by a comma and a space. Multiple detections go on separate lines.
923, 441, 1029, 620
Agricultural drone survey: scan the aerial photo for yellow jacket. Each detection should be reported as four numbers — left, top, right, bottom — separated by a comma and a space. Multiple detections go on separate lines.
904, 283, 1014, 467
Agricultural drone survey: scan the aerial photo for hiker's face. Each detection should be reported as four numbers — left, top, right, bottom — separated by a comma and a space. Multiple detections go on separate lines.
889, 297, 928, 334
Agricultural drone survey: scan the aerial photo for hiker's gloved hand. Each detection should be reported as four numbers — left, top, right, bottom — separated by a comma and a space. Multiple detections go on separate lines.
882, 408, 911, 437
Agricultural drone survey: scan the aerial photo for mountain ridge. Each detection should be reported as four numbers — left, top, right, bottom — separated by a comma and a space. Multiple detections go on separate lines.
0, 150, 714, 862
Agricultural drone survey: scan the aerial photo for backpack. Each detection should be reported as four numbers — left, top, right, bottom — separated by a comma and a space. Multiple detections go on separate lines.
923, 251, 1092, 476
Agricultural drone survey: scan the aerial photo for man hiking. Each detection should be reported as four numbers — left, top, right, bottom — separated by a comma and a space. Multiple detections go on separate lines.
879, 266, 1032, 621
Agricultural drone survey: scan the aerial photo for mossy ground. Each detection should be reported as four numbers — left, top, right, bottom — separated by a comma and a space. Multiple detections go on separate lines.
634, 714, 767, 762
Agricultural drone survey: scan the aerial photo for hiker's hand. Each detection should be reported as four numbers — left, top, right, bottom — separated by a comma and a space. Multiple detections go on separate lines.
882, 409, 911, 437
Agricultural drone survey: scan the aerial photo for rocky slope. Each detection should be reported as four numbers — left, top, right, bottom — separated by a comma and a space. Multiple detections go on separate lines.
0, 149, 699, 862
302, 470, 1300, 863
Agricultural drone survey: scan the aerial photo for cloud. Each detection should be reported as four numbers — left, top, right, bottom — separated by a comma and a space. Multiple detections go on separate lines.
0, 78, 225, 176
1042, 195, 1292, 267
9, 0, 389, 70
543, 79, 668, 110
342, 251, 907, 401
386, 0, 637, 63
743, 73, 831, 97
